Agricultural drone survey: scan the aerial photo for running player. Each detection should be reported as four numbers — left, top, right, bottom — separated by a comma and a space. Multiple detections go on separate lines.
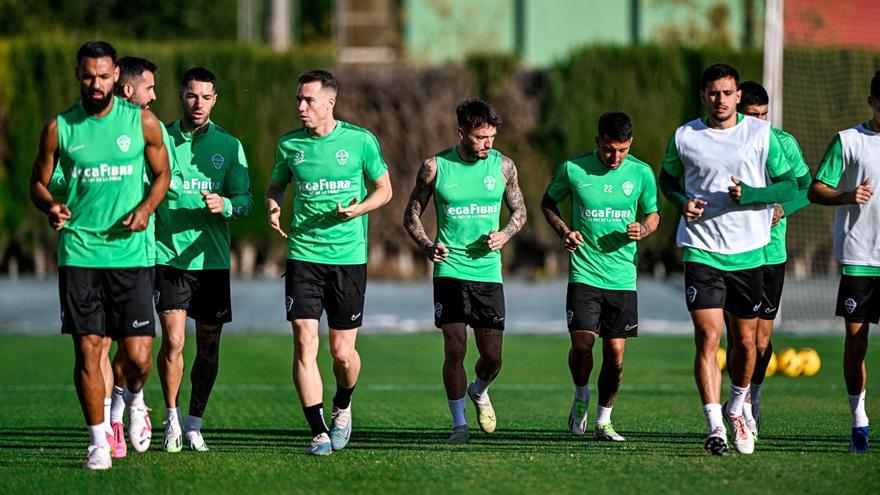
29, 41, 171, 469
266, 70, 392, 455
403, 98, 527, 444
659, 63, 796, 455
541, 112, 659, 442
807, 70, 880, 454
154, 67, 253, 453
47, 56, 175, 458
734, 81, 812, 437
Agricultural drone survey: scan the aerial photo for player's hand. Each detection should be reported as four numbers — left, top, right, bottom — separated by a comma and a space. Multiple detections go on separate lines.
267, 206, 287, 239
424, 242, 449, 262
771, 203, 784, 227
47, 202, 71, 231
201, 190, 226, 214
487, 230, 509, 251
627, 222, 648, 241
852, 177, 874, 204
336, 198, 361, 221
683, 198, 708, 221
562, 230, 584, 252
728, 176, 743, 203
122, 205, 151, 232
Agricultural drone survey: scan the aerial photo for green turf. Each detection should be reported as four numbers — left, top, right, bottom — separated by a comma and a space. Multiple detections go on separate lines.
0, 333, 877, 494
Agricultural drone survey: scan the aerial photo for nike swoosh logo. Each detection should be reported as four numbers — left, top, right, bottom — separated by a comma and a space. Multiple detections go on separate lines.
577, 183, 593, 189
67, 144, 86, 153
351, 313, 362, 321
216, 309, 229, 318
132, 320, 150, 329
493, 316, 505, 322
443, 183, 459, 190
624, 324, 638, 331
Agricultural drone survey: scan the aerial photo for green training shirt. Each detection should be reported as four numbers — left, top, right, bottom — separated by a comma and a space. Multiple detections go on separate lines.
661, 114, 790, 271
764, 128, 812, 265
432, 147, 506, 283
815, 120, 880, 276
156, 120, 253, 270
271, 121, 388, 265
49, 124, 183, 266
55, 97, 150, 268
546, 150, 658, 291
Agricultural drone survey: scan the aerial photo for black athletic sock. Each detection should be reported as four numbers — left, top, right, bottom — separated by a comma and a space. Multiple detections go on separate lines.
333, 384, 356, 409
302, 403, 329, 436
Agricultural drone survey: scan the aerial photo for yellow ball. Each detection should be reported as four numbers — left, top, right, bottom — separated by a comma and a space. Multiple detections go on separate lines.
778, 347, 803, 377
799, 348, 822, 377
766, 352, 778, 377
717, 347, 727, 371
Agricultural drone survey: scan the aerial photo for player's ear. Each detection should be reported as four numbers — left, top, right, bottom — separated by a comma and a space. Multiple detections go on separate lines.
122, 83, 133, 99
735, 89, 742, 104
113, 65, 120, 84
457, 128, 464, 140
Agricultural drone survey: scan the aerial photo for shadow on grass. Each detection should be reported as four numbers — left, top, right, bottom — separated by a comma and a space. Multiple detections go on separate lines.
0, 426, 854, 456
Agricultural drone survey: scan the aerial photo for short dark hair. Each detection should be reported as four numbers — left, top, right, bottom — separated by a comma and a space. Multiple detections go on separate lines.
597, 112, 633, 141
182, 66, 216, 90
701, 62, 740, 89
298, 70, 338, 93
871, 70, 880, 98
737, 81, 769, 110
117, 57, 158, 86
456, 98, 502, 130
76, 41, 117, 64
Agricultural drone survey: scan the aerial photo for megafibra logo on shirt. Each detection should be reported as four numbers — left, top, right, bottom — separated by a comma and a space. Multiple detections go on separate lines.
296, 178, 353, 195
181, 178, 222, 193
443, 203, 499, 220
579, 206, 633, 222
70, 163, 136, 183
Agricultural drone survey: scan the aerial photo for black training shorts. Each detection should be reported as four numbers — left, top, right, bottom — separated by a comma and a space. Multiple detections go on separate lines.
284, 260, 367, 329
59, 266, 155, 339
566, 282, 638, 338
433, 277, 505, 330
154, 265, 232, 325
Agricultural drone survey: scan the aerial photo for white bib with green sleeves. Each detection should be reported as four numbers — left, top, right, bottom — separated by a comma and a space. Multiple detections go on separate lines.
674, 116, 773, 254
835, 123, 880, 267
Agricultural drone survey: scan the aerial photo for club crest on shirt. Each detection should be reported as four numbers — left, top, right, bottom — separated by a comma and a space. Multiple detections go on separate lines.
622, 181, 634, 197
292, 150, 305, 165
335, 149, 349, 166
845, 298, 857, 314
212, 153, 225, 169
116, 134, 131, 153
686, 286, 698, 303
483, 176, 496, 191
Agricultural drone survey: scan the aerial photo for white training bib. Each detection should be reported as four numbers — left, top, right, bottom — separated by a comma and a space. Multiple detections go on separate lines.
674, 116, 774, 254
834, 123, 880, 267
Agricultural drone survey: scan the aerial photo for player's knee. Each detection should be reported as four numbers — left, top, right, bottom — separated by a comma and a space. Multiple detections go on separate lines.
444, 345, 467, 364
482, 354, 502, 372
294, 332, 319, 356
330, 344, 355, 365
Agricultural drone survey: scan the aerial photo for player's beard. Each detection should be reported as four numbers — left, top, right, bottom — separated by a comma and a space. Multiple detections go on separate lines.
81, 87, 113, 115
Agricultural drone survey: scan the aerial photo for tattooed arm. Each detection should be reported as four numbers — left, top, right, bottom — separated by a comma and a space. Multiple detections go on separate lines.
402, 157, 448, 262
488, 155, 527, 251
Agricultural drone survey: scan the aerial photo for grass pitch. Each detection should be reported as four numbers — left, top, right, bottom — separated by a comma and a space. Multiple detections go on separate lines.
0, 332, 877, 494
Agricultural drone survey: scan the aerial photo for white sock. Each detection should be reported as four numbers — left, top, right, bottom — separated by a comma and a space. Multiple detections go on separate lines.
165, 408, 181, 431
727, 384, 749, 417
128, 387, 144, 408
103, 398, 112, 433
596, 405, 613, 425
110, 386, 126, 423
703, 403, 724, 433
750, 382, 763, 408
448, 397, 467, 427
89, 424, 109, 448
848, 391, 869, 428
574, 385, 589, 403
470, 377, 491, 399
184, 415, 203, 433
742, 401, 755, 423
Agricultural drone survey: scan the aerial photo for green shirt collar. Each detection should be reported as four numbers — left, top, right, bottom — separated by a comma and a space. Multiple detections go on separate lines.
173, 119, 215, 141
